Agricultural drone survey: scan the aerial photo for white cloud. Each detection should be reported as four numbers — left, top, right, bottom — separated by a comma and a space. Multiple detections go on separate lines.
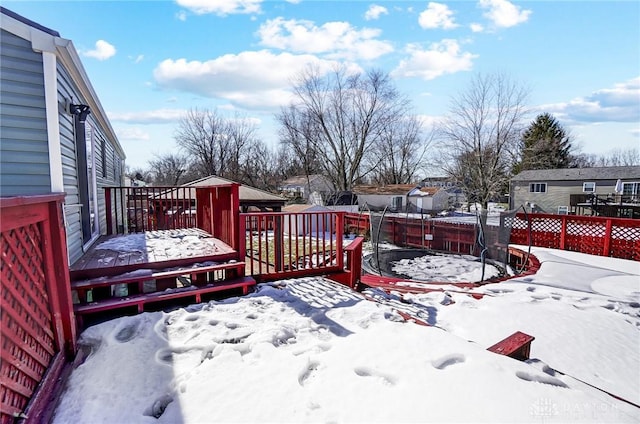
176, 10, 187, 21
470, 23, 484, 33
176, 0, 262, 16
539, 77, 640, 124
391, 39, 477, 80
418, 2, 458, 30
153, 50, 362, 110
129, 54, 144, 64
364, 5, 388, 21
257, 18, 393, 61
417, 114, 446, 129
109, 109, 186, 124
83, 40, 116, 61
478, 0, 531, 28
116, 127, 150, 141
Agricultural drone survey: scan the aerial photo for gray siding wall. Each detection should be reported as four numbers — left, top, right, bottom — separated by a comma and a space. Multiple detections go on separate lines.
56, 63, 124, 264
0, 29, 51, 196
512, 179, 620, 213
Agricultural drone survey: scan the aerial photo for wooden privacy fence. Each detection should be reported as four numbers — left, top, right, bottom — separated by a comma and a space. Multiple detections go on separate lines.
240, 211, 346, 282
0, 194, 76, 424
345, 212, 640, 261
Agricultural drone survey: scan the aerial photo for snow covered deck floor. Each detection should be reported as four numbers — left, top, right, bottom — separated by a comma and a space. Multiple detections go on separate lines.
70, 228, 237, 280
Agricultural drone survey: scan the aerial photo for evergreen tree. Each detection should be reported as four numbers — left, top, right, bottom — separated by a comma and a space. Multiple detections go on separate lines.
514, 113, 572, 173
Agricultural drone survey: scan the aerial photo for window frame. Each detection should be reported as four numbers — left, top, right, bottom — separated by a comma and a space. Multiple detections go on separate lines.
582, 182, 596, 193
529, 182, 547, 193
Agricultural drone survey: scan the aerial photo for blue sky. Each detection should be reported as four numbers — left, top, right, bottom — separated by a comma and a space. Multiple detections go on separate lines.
5, 0, 640, 170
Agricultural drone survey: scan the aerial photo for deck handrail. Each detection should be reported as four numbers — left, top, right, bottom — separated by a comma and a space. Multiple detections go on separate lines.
240, 210, 346, 281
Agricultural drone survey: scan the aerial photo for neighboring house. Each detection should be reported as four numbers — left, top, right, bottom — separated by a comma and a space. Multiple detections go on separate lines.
184, 175, 286, 212
352, 184, 418, 212
407, 186, 450, 214
420, 176, 457, 189
279, 174, 333, 202
510, 166, 640, 218
421, 177, 466, 208
0, 7, 126, 264
282, 204, 333, 236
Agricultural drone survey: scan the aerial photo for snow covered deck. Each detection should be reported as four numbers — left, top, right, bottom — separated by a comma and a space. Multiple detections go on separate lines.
70, 228, 238, 280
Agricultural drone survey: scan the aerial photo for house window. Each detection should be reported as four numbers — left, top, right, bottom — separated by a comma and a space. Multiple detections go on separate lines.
529, 183, 547, 193
622, 182, 640, 198
392, 196, 403, 210
583, 182, 596, 193
101, 138, 107, 178
557, 206, 569, 215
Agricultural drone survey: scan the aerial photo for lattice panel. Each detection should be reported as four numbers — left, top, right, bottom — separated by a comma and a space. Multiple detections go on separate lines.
564, 219, 607, 255
1, 224, 56, 423
528, 217, 562, 248
610, 225, 640, 260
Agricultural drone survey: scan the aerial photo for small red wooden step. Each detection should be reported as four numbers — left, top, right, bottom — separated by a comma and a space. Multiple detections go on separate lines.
487, 331, 535, 361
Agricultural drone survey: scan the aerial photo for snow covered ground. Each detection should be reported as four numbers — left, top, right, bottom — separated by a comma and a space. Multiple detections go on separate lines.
52, 246, 640, 423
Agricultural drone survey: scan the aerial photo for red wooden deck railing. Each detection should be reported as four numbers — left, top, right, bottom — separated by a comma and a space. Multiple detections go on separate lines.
0, 194, 76, 424
239, 211, 347, 282
105, 184, 241, 250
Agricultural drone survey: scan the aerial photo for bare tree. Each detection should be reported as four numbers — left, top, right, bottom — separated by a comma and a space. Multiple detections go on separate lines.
238, 139, 280, 192
369, 115, 431, 185
174, 108, 260, 182
147, 153, 193, 186
278, 105, 324, 191
571, 147, 640, 168
439, 73, 529, 211
277, 66, 413, 191
125, 166, 152, 184
604, 147, 640, 166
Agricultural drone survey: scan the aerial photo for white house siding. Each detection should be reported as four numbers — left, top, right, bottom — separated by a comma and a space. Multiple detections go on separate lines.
408, 190, 449, 214
357, 194, 406, 212
0, 29, 51, 195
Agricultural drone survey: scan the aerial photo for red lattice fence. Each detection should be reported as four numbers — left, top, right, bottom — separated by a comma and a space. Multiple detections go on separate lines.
345, 212, 640, 261
1, 194, 76, 424
510, 213, 640, 260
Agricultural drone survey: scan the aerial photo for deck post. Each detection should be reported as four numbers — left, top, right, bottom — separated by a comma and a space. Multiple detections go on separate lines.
45, 197, 77, 357
603, 218, 613, 257
105, 187, 113, 235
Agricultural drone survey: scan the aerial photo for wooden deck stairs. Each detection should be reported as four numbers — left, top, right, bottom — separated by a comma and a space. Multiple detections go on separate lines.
70, 260, 255, 329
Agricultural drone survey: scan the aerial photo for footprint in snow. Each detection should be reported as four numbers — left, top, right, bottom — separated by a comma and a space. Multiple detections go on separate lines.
298, 361, 321, 387
143, 394, 174, 419
114, 322, 139, 343
353, 366, 397, 386
431, 353, 466, 370
515, 371, 568, 388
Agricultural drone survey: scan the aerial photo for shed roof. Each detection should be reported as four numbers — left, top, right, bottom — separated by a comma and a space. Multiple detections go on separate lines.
352, 184, 418, 195
185, 176, 286, 202
280, 174, 328, 186
282, 204, 330, 213
408, 186, 442, 197
511, 166, 640, 182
